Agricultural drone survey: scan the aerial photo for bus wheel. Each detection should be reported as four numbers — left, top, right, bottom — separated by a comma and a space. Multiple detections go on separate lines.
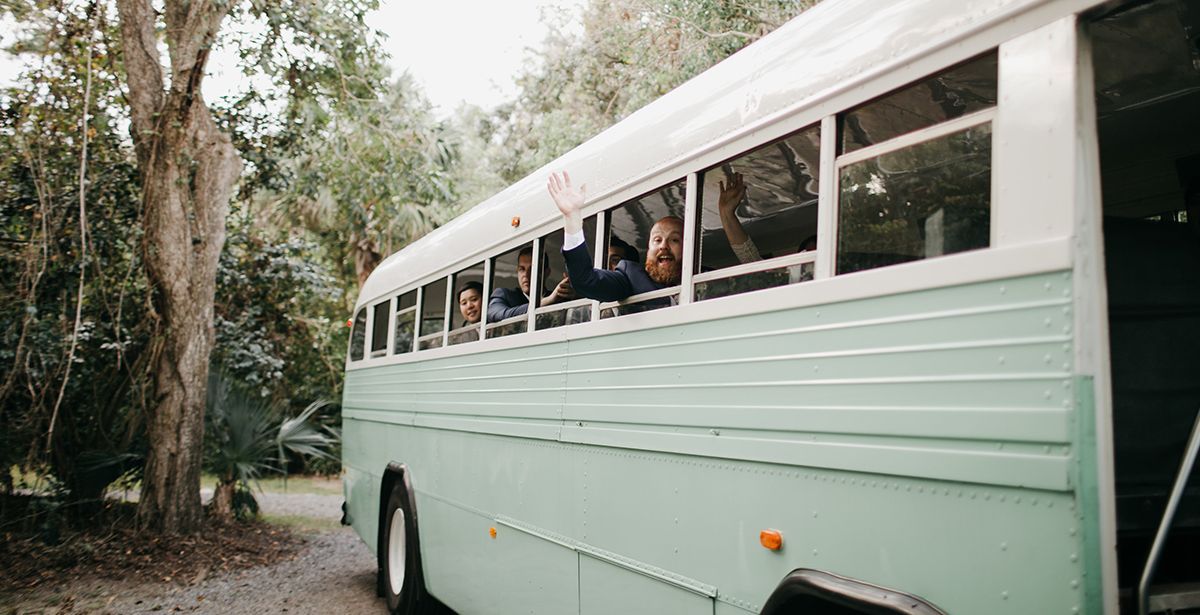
381, 481, 426, 614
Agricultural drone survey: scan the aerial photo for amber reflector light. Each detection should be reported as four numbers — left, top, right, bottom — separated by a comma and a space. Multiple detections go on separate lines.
760, 529, 782, 551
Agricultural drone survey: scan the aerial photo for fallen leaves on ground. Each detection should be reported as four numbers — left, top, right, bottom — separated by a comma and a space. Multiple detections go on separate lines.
0, 497, 304, 596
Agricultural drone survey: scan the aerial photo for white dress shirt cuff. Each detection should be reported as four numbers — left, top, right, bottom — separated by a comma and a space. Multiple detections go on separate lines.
563, 229, 586, 252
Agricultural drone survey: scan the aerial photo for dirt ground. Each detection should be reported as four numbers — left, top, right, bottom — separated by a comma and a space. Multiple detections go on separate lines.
0, 484, 391, 614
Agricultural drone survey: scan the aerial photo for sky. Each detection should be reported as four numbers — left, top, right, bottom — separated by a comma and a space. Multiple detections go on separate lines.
0, 0, 583, 116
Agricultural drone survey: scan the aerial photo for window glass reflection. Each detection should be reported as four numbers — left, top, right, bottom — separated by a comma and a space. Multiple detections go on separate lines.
837, 123, 992, 275
841, 51, 997, 153
418, 277, 447, 350
370, 301, 390, 356
349, 308, 366, 361
393, 289, 416, 355
697, 123, 820, 276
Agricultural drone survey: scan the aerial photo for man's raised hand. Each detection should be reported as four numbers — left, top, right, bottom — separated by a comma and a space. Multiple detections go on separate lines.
548, 171, 585, 235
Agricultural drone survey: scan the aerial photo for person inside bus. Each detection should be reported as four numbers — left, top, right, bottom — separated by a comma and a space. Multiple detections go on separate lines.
457, 281, 483, 325
487, 247, 576, 322
718, 171, 817, 261
607, 235, 640, 270
548, 171, 683, 302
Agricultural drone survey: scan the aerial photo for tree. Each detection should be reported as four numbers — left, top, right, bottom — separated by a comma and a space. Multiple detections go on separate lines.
485, 0, 815, 185
1, 0, 150, 511
112, 0, 243, 533
112, 0, 391, 531
267, 75, 459, 289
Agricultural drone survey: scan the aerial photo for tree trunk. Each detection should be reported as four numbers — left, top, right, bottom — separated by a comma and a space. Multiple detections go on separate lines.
116, 0, 242, 533
354, 234, 382, 288
209, 478, 236, 521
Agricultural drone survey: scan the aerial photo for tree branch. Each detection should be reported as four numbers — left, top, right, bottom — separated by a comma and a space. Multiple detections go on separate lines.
48, 5, 98, 452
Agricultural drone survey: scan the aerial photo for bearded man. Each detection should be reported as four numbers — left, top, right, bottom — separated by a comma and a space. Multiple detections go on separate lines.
548, 171, 683, 303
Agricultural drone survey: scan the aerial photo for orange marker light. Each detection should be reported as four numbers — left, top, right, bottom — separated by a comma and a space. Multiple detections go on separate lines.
760, 529, 783, 551
489, 526, 497, 539
346, 318, 353, 328
511, 216, 521, 228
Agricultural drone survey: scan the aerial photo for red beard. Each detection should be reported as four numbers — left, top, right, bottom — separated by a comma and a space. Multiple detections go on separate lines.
644, 255, 681, 286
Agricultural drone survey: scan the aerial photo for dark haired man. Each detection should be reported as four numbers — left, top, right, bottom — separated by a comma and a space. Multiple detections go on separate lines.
487, 246, 575, 322
607, 235, 640, 271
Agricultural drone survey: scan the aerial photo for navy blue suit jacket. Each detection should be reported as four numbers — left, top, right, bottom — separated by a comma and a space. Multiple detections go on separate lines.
562, 242, 666, 302
487, 287, 529, 322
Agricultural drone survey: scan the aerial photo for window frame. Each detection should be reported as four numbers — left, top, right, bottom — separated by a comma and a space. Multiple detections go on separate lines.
393, 289, 418, 355
415, 274, 451, 351
593, 177, 690, 319
446, 261, 486, 346
831, 107, 996, 276
688, 119, 824, 302
369, 297, 392, 358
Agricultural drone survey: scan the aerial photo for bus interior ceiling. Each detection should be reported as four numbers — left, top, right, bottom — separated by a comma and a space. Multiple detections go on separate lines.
1091, 0, 1200, 608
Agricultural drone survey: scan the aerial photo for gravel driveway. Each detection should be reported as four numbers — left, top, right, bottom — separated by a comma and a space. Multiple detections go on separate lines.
104, 492, 388, 615
5, 492, 393, 615
103, 526, 386, 614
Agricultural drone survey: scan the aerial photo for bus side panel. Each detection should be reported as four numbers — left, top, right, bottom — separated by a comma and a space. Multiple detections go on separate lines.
340, 457, 379, 554
579, 554, 713, 614
420, 489, 579, 615
342, 342, 581, 608
343, 270, 1095, 614
560, 270, 1087, 614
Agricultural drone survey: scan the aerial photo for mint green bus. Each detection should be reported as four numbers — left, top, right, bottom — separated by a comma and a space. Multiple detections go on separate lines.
342, 0, 1200, 613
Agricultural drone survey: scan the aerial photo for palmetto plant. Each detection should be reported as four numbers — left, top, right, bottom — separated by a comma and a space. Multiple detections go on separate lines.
205, 371, 337, 520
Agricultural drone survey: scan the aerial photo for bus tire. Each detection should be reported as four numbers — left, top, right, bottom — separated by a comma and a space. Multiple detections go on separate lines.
381, 479, 427, 614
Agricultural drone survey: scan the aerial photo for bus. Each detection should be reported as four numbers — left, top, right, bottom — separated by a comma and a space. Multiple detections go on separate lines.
341, 0, 1200, 613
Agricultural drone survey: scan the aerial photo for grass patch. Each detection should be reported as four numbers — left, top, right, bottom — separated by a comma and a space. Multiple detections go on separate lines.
262, 513, 343, 532
202, 474, 342, 496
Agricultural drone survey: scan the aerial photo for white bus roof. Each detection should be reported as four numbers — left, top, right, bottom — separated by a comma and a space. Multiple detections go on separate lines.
357, 0, 1063, 309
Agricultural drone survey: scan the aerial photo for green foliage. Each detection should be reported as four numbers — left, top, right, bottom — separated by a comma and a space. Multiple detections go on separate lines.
477, 0, 815, 186
204, 370, 338, 494
214, 221, 346, 407
0, 0, 149, 509
248, 74, 460, 288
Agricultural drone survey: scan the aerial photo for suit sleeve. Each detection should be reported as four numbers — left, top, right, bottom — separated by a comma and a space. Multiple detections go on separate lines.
487, 289, 529, 322
563, 242, 634, 302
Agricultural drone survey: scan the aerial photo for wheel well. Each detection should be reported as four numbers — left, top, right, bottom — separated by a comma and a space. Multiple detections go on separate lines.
760, 569, 946, 615
377, 463, 415, 570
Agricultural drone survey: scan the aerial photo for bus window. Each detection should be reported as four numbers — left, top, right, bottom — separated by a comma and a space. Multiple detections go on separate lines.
486, 243, 531, 339
535, 215, 596, 330
693, 122, 820, 301
370, 299, 390, 358
348, 307, 366, 361
835, 51, 996, 275
600, 181, 685, 318
841, 51, 997, 153
448, 263, 484, 346
417, 276, 448, 350
393, 290, 416, 354
837, 122, 992, 274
